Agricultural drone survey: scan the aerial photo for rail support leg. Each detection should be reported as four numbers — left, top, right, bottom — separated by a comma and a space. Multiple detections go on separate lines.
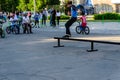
54, 39, 64, 47
87, 42, 98, 52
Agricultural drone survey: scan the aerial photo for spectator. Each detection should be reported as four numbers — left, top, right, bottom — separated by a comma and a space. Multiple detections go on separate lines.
56, 10, 61, 27
34, 12, 40, 28
48, 8, 53, 26
22, 13, 32, 34
39, 11, 43, 27
42, 8, 48, 27
9, 15, 20, 34
51, 8, 56, 27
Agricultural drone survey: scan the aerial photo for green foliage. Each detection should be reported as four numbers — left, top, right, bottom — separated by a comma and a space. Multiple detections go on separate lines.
0, 0, 19, 12
48, 15, 70, 20
94, 13, 120, 20
60, 15, 70, 19
17, 0, 60, 11
17, 0, 27, 11
0, 0, 60, 12
47, 0, 60, 5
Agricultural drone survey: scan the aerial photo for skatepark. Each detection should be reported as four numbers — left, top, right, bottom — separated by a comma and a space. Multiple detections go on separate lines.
0, 22, 120, 80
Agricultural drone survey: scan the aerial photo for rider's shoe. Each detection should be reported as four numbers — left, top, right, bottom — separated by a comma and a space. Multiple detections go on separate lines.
62, 34, 71, 38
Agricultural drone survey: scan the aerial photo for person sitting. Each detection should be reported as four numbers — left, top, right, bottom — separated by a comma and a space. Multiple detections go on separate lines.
9, 15, 20, 34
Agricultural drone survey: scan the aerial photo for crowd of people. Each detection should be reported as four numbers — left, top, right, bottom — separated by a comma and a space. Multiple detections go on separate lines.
0, 7, 62, 37
0, 7, 61, 28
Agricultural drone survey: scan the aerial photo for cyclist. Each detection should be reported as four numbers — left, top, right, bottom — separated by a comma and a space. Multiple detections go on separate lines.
62, 1, 78, 38
62, 1, 85, 38
9, 15, 20, 34
78, 12, 87, 31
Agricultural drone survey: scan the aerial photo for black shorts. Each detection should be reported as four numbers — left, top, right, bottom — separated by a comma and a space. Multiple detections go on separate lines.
35, 20, 39, 23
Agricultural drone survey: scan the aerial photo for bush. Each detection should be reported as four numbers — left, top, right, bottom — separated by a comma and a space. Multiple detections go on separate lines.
48, 15, 70, 20
94, 13, 120, 20
60, 15, 70, 19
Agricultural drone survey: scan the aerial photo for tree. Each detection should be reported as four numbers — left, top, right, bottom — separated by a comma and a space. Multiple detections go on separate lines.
17, 0, 30, 11
47, 0, 60, 5
27, 0, 43, 11
17, 0, 46, 11
0, 0, 61, 12
0, 0, 19, 12
0, 0, 6, 11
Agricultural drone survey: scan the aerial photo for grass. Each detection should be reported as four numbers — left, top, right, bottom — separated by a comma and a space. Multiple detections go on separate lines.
59, 15, 120, 22
59, 19, 120, 22
87, 20, 120, 22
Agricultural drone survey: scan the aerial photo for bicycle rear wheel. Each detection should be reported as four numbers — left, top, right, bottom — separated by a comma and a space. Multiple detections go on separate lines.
13, 26, 18, 34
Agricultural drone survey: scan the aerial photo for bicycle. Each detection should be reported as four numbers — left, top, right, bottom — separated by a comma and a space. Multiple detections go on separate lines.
31, 20, 40, 28
0, 21, 5, 38
6, 20, 20, 34
75, 21, 90, 35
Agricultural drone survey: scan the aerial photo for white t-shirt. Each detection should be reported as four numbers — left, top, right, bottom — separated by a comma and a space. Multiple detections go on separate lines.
14, 15, 18, 20
56, 12, 61, 17
9, 18, 14, 25
22, 16, 30, 24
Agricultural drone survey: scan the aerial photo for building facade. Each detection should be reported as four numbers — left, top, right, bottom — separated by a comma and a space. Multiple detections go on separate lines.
60, 0, 120, 13
111, 0, 120, 12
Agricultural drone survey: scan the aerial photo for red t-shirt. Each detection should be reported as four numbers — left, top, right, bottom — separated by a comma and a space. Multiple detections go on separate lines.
80, 16, 87, 27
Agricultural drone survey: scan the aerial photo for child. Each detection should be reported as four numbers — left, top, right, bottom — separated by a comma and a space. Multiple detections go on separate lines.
79, 12, 87, 30
9, 15, 20, 34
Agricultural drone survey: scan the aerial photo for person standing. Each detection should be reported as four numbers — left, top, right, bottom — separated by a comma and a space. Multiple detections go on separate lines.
48, 8, 53, 26
42, 8, 48, 27
51, 8, 56, 27
22, 14, 32, 34
39, 11, 43, 27
56, 10, 61, 27
34, 12, 40, 28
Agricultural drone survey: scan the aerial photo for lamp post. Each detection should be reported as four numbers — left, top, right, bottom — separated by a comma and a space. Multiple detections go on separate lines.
33, 0, 36, 14
46, 0, 49, 9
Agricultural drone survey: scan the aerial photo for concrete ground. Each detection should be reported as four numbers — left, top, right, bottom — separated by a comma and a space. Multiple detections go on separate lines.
0, 22, 120, 80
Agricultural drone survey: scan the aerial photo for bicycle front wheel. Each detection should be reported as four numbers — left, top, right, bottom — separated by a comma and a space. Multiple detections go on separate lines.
75, 26, 82, 34
6, 26, 11, 34
0, 29, 5, 38
85, 26, 90, 35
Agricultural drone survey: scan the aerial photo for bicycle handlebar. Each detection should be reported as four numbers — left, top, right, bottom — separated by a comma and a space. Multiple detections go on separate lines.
76, 20, 81, 25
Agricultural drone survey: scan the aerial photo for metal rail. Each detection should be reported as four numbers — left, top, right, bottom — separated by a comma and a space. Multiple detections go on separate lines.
54, 37, 120, 52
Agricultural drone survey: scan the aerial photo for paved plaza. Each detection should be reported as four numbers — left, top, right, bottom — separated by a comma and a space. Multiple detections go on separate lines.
0, 22, 120, 80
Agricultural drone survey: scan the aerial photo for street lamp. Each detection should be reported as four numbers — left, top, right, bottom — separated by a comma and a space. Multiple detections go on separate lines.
33, 0, 36, 14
